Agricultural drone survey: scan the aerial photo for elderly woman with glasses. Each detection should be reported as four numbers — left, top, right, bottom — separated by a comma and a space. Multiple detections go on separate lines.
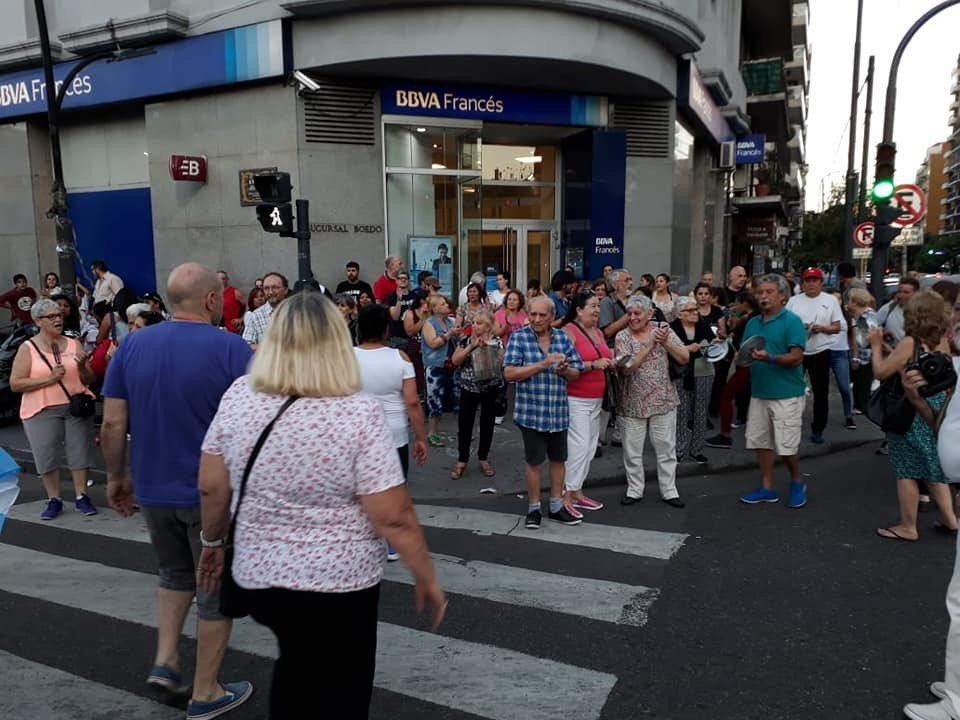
9, 298, 98, 520
615, 294, 690, 508
670, 295, 715, 464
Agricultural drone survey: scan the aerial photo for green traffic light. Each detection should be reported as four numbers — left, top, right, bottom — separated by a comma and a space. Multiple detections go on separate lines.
872, 178, 895, 201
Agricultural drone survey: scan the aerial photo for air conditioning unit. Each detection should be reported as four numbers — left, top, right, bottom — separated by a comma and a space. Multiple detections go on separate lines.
719, 141, 735, 169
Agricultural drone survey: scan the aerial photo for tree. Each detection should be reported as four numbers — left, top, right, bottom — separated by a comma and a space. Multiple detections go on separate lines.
791, 189, 845, 270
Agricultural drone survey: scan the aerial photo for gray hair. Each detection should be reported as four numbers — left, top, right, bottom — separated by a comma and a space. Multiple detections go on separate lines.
470, 271, 485, 285
527, 295, 555, 317
625, 294, 653, 313
30, 297, 56, 321
125, 303, 151, 323
608, 269, 630, 286
334, 293, 356, 308
675, 295, 696, 312
756, 273, 791, 297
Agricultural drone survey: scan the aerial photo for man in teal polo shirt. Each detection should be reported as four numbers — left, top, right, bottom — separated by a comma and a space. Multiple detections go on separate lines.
739, 274, 809, 508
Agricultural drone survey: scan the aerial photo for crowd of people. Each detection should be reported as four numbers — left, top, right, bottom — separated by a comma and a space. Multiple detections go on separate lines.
4, 251, 960, 719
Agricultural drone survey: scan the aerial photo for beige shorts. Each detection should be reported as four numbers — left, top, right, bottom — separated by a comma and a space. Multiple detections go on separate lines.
745, 396, 805, 456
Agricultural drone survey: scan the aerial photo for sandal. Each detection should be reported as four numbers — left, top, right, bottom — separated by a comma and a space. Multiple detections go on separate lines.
876, 526, 918, 542
478, 460, 495, 477
428, 434, 445, 447
450, 462, 467, 480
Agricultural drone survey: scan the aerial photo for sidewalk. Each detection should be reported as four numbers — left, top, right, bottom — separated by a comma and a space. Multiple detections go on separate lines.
0, 392, 883, 502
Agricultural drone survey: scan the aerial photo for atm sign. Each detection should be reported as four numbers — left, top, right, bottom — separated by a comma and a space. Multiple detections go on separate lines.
169, 154, 207, 182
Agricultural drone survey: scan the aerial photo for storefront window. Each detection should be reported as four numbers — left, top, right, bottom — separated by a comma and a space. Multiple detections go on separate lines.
671, 121, 695, 277
384, 125, 480, 171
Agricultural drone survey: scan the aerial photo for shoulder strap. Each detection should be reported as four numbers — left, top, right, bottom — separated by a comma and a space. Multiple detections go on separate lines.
27, 339, 72, 403
573, 321, 604, 361
230, 395, 299, 537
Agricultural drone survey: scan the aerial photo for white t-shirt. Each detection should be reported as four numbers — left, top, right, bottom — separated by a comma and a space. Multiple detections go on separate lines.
353, 346, 415, 448
938, 358, 960, 482
489, 289, 507, 310
828, 315, 850, 351
787, 292, 844, 355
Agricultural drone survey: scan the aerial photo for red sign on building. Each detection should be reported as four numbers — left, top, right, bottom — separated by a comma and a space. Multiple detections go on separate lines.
169, 155, 208, 182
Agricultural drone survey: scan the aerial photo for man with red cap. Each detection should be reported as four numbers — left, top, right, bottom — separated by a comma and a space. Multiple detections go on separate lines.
787, 268, 843, 444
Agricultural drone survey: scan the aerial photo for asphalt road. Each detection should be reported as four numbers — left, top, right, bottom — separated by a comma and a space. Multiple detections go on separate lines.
0, 444, 953, 720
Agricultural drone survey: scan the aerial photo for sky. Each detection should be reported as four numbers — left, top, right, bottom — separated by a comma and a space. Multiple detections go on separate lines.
805, 0, 959, 211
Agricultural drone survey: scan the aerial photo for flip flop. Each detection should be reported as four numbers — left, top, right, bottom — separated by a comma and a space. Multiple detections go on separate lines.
478, 460, 496, 477
450, 463, 467, 480
934, 523, 959, 537
876, 527, 918, 542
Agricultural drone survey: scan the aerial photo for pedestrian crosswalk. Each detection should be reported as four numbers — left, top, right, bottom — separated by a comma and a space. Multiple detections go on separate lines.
0, 497, 688, 720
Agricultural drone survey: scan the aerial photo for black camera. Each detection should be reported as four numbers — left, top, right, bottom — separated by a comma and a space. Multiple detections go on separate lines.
907, 351, 958, 397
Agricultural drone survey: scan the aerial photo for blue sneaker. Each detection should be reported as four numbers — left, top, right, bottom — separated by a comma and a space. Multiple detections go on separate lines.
810, 432, 825, 445
788, 481, 807, 508
40, 498, 63, 520
146, 664, 190, 695
740, 488, 779, 504
186, 681, 253, 720
386, 545, 399, 562
75, 495, 97, 516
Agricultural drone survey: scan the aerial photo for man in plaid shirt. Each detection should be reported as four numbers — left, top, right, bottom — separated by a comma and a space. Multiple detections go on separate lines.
504, 296, 584, 529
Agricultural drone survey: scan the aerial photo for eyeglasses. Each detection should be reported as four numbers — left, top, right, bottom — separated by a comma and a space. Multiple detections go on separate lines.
38, 313, 62, 320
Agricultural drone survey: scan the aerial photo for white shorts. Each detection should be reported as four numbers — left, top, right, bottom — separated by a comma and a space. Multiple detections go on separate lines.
745, 396, 805, 456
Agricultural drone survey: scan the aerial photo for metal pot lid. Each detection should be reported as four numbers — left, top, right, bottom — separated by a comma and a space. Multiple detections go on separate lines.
704, 339, 730, 362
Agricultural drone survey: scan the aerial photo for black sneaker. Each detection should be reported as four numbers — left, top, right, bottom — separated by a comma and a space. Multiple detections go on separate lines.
845, 416, 857, 430
706, 434, 732, 449
691, 453, 708, 465
548, 506, 582, 525
525, 509, 542, 530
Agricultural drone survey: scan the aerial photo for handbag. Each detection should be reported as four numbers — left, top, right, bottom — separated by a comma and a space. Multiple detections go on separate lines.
27, 339, 95, 418
574, 322, 620, 413
220, 395, 299, 619
866, 341, 920, 435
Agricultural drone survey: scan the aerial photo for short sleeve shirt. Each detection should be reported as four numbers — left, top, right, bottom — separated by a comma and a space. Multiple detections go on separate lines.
503, 326, 584, 432
786, 292, 844, 355
599, 296, 626, 348
614, 328, 682, 418
743, 308, 807, 399
202, 381, 405, 592
241, 302, 274, 344
548, 292, 569, 321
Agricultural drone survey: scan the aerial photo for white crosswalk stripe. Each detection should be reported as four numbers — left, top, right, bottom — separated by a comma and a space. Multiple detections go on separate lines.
0, 500, 688, 720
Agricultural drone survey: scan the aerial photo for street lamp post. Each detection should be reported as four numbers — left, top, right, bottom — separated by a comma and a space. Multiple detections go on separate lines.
842, 0, 865, 263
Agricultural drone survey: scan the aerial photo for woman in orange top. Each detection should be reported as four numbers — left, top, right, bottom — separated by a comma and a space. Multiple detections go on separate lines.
10, 298, 98, 520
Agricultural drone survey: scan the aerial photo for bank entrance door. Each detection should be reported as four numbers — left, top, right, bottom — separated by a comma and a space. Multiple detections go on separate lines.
467, 223, 555, 293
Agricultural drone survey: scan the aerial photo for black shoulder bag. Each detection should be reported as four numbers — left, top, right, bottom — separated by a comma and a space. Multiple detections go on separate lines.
219, 395, 299, 619
866, 342, 919, 435
574, 322, 620, 413
28, 339, 95, 418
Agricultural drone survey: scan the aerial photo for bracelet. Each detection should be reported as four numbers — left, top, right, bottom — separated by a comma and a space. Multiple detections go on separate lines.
200, 530, 226, 548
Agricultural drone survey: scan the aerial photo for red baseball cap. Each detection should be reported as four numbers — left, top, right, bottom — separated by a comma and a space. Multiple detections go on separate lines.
802, 267, 824, 281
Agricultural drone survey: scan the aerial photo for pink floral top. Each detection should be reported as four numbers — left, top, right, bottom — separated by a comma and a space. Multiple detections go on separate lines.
202, 377, 405, 593
614, 327, 682, 419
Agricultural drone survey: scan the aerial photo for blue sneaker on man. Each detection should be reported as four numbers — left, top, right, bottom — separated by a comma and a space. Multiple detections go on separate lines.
740, 488, 779, 504
75, 495, 97, 516
186, 681, 253, 720
40, 498, 63, 520
788, 481, 807, 508
810, 432, 824, 444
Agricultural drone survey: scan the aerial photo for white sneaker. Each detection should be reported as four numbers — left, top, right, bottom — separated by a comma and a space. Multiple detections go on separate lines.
904, 698, 958, 720
494, 416, 504, 425
931, 682, 947, 700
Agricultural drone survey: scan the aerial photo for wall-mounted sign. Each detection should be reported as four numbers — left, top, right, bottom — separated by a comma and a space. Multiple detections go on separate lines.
677, 60, 734, 145
169, 155, 207, 183
309, 223, 384, 234
238, 167, 277, 206
735, 134, 766, 164
0, 20, 288, 121
382, 82, 608, 127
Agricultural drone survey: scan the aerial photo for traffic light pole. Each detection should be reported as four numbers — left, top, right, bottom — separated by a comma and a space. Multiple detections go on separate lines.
292, 199, 320, 294
842, 0, 864, 263
856, 56, 874, 224
871, 0, 960, 300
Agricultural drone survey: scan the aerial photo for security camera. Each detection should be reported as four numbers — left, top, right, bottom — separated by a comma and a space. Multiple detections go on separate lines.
292, 70, 320, 92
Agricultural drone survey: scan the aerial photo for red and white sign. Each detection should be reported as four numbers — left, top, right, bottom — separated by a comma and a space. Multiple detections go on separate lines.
169, 154, 208, 183
853, 221, 874, 248
891, 183, 926, 228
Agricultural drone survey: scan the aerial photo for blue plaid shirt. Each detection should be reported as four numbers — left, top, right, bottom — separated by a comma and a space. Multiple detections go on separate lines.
504, 325, 584, 432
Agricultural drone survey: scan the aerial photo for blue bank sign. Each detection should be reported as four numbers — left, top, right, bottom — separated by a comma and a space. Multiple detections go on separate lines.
735, 134, 766, 164
382, 83, 608, 127
0, 20, 288, 121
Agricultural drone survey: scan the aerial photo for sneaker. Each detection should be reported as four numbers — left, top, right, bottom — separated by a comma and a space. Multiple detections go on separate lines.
548, 506, 582, 526
75, 495, 98, 516
40, 498, 63, 520
573, 496, 604, 511
706, 434, 733, 449
691, 453, 708, 465
494, 416, 505, 425
788, 481, 807, 509
146, 664, 190, 695
740, 488, 779, 504
809, 432, 825, 445
930, 681, 947, 700
620, 494, 642, 506
845, 416, 857, 430
186, 681, 253, 720
525, 509, 542, 530
386, 546, 399, 562
903, 699, 956, 720
731, 419, 746, 429
853, 408, 864, 415
562, 502, 584, 520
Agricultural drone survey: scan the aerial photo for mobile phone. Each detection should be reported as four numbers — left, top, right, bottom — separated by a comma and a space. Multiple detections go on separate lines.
52, 343, 62, 366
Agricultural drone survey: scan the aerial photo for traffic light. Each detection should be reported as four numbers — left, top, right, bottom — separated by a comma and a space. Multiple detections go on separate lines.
254, 172, 294, 234
873, 200, 902, 248
872, 141, 896, 202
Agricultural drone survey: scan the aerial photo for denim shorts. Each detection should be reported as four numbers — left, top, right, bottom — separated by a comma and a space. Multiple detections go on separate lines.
141, 505, 223, 621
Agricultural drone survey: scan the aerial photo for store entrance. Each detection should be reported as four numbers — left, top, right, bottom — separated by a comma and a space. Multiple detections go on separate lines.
466, 223, 555, 294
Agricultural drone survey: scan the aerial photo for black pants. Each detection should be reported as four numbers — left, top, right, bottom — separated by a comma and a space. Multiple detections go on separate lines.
851, 361, 873, 413
248, 584, 380, 719
804, 350, 831, 434
458, 387, 498, 463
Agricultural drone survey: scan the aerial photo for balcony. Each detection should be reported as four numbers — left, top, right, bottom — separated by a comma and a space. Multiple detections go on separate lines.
787, 124, 805, 162
742, 57, 785, 98
784, 45, 808, 90
788, 85, 806, 124
792, 2, 809, 46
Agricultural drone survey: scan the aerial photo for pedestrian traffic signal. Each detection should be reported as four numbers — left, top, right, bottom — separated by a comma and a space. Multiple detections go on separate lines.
253, 172, 293, 234
872, 141, 896, 202
873, 201, 902, 248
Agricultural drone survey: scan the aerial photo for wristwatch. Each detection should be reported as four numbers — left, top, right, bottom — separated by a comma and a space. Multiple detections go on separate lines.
200, 530, 226, 548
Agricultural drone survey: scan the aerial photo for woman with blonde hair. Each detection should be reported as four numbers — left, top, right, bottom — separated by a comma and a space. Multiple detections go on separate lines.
421, 294, 460, 446
870, 289, 957, 542
197, 290, 445, 718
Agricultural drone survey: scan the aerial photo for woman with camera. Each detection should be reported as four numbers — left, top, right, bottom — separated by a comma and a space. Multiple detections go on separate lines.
871, 289, 957, 542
